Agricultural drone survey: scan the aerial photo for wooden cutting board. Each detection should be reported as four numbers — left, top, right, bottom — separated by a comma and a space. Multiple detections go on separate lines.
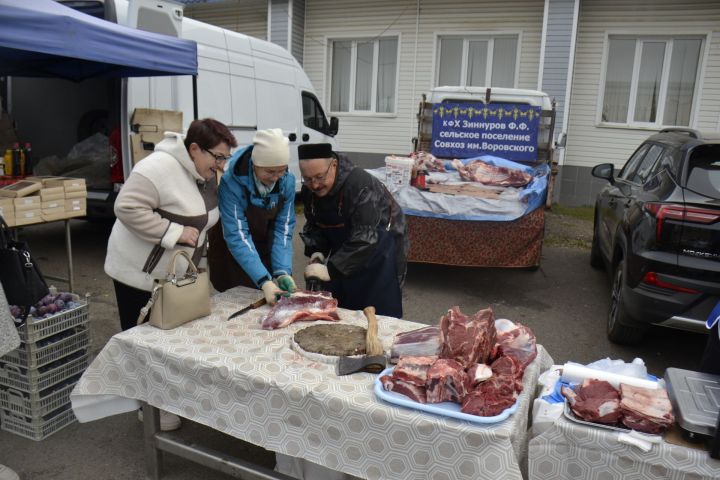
292, 324, 367, 363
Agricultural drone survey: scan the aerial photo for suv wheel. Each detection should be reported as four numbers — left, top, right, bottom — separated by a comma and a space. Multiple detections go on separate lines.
590, 214, 603, 269
607, 259, 647, 345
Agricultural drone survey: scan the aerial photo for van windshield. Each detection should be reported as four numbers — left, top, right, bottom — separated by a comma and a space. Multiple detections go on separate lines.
686, 145, 720, 199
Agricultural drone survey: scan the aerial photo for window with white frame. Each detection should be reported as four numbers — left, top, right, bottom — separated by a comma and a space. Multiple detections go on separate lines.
436, 35, 519, 88
601, 36, 704, 127
329, 37, 398, 114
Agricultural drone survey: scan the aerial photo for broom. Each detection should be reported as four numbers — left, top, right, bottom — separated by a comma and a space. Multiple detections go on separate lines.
363, 306, 384, 356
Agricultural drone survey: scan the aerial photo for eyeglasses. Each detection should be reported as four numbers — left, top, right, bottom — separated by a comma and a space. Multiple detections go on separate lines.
302, 161, 335, 186
203, 148, 231, 164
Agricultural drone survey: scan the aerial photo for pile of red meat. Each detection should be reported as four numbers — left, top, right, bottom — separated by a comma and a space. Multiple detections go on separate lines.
381, 306, 538, 417
561, 379, 674, 434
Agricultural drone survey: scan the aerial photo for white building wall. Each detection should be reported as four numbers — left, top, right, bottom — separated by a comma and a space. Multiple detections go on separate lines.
303, 0, 545, 155
564, 0, 720, 170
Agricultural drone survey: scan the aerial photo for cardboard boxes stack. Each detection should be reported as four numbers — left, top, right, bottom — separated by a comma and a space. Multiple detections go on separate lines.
0, 177, 87, 226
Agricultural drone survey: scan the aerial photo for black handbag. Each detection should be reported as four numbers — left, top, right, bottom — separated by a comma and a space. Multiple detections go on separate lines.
0, 215, 49, 315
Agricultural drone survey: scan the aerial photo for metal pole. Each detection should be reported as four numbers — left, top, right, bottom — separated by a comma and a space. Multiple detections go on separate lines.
64, 220, 74, 293
192, 76, 198, 120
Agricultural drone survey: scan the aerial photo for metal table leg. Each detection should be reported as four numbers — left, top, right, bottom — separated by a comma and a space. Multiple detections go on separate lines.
143, 404, 163, 480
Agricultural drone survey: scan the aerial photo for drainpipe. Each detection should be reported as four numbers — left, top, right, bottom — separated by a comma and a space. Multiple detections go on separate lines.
410, 0, 420, 140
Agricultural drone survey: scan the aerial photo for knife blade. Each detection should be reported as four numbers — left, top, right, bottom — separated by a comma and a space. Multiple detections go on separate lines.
227, 297, 267, 320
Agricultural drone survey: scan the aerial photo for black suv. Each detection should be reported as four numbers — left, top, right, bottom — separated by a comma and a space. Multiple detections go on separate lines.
591, 128, 720, 345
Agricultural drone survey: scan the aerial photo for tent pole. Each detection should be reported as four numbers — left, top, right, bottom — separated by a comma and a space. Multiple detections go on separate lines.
193, 75, 198, 120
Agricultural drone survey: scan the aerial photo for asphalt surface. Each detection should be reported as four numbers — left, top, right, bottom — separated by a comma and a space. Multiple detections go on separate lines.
0, 215, 709, 479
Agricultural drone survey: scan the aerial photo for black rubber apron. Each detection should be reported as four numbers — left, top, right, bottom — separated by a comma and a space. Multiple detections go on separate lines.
208, 198, 282, 292
312, 195, 403, 318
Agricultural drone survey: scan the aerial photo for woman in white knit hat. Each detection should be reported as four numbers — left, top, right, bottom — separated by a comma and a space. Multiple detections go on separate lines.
209, 128, 298, 303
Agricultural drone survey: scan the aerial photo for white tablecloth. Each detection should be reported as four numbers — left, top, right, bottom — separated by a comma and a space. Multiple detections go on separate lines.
528, 412, 720, 479
72, 287, 553, 480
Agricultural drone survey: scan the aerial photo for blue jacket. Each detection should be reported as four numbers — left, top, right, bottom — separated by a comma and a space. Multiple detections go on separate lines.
218, 145, 296, 287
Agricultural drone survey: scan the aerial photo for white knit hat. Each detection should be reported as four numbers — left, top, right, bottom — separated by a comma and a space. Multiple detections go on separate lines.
252, 128, 289, 167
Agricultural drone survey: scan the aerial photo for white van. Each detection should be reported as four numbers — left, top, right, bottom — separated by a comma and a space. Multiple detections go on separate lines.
8, 0, 338, 217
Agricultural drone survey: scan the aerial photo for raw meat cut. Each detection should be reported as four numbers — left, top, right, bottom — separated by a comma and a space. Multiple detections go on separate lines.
492, 319, 538, 369
465, 363, 493, 389
410, 151, 446, 172
426, 359, 467, 404
390, 326, 441, 363
392, 355, 438, 386
561, 379, 621, 425
451, 159, 532, 187
461, 375, 517, 417
619, 384, 674, 434
261, 291, 340, 330
440, 306, 496, 368
380, 375, 427, 404
490, 356, 524, 393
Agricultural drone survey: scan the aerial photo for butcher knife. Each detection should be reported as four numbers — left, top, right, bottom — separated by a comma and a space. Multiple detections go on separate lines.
227, 297, 267, 320
337, 306, 387, 375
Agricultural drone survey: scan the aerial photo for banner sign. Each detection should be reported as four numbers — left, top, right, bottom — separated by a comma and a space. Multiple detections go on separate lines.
431, 102, 541, 162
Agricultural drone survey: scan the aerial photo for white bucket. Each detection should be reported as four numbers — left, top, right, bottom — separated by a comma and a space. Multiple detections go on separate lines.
385, 156, 414, 188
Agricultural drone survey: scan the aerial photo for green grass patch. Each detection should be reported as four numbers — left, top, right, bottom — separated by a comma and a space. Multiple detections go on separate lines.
549, 204, 594, 222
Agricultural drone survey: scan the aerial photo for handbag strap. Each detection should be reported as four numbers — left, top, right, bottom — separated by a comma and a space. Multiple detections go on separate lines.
137, 284, 163, 325
167, 250, 198, 279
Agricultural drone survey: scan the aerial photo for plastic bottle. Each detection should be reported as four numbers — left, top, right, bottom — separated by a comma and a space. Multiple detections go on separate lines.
23, 142, 32, 175
3, 148, 13, 176
11, 142, 21, 177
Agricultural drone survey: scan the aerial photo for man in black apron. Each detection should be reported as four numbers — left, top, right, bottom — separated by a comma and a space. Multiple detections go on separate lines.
210, 129, 297, 304
299, 143, 408, 318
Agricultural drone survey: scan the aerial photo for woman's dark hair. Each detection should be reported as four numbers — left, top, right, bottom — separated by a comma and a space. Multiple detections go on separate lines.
184, 118, 237, 151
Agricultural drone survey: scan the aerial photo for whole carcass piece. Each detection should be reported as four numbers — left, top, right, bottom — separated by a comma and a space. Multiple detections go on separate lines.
425, 359, 467, 404
440, 306, 497, 368
451, 159, 533, 187
561, 379, 621, 425
619, 384, 674, 434
261, 291, 340, 330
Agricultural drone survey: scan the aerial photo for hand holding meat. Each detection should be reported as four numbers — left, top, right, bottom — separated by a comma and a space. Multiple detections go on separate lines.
261, 280, 285, 304
305, 263, 330, 282
309, 252, 325, 264
178, 226, 199, 247
276, 274, 297, 293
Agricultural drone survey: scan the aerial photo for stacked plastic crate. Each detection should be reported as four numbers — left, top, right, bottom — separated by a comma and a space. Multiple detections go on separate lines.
0, 295, 90, 440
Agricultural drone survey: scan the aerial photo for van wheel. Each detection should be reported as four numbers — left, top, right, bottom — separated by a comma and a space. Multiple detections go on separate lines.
590, 213, 604, 269
607, 259, 646, 345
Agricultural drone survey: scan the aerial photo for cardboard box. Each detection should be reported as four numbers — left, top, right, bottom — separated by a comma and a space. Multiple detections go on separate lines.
40, 187, 65, 201
42, 205, 65, 216
65, 209, 86, 218
65, 198, 87, 212
42, 200, 64, 210
0, 180, 41, 198
0, 198, 12, 216
14, 195, 41, 211
42, 211, 69, 222
130, 108, 182, 164
2, 215, 17, 227
15, 208, 41, 225
34, 176, 86, 192
65, 189, 87, 199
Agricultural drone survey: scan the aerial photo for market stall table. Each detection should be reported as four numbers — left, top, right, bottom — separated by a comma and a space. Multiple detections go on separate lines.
72, 286, 553, 480
528, 412, 720, 479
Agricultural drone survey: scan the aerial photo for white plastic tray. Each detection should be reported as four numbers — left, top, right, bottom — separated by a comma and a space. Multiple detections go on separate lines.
374, 367, 519, 425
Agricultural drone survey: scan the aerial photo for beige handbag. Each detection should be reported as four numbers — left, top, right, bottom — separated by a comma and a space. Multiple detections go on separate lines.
137, 250, 211, 329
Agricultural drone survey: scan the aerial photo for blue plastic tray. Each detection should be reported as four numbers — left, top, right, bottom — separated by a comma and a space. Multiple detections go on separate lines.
374, 367, 519, 425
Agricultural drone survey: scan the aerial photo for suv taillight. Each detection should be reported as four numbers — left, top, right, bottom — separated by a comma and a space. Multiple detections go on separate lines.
644, 202, 720, 240
641, 272, 700, 294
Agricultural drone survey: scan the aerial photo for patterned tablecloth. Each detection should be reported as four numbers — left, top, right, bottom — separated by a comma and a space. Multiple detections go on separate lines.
72, 287, 553, 480
528, 412, 720, 480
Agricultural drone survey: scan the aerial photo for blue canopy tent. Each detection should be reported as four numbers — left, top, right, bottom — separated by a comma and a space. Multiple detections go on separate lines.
0, 0, 198, 81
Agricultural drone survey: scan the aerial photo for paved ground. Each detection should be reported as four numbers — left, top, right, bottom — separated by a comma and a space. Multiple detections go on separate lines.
0, 211, 709, 479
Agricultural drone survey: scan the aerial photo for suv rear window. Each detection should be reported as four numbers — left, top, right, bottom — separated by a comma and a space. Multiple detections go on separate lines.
686, 145, 720, 198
